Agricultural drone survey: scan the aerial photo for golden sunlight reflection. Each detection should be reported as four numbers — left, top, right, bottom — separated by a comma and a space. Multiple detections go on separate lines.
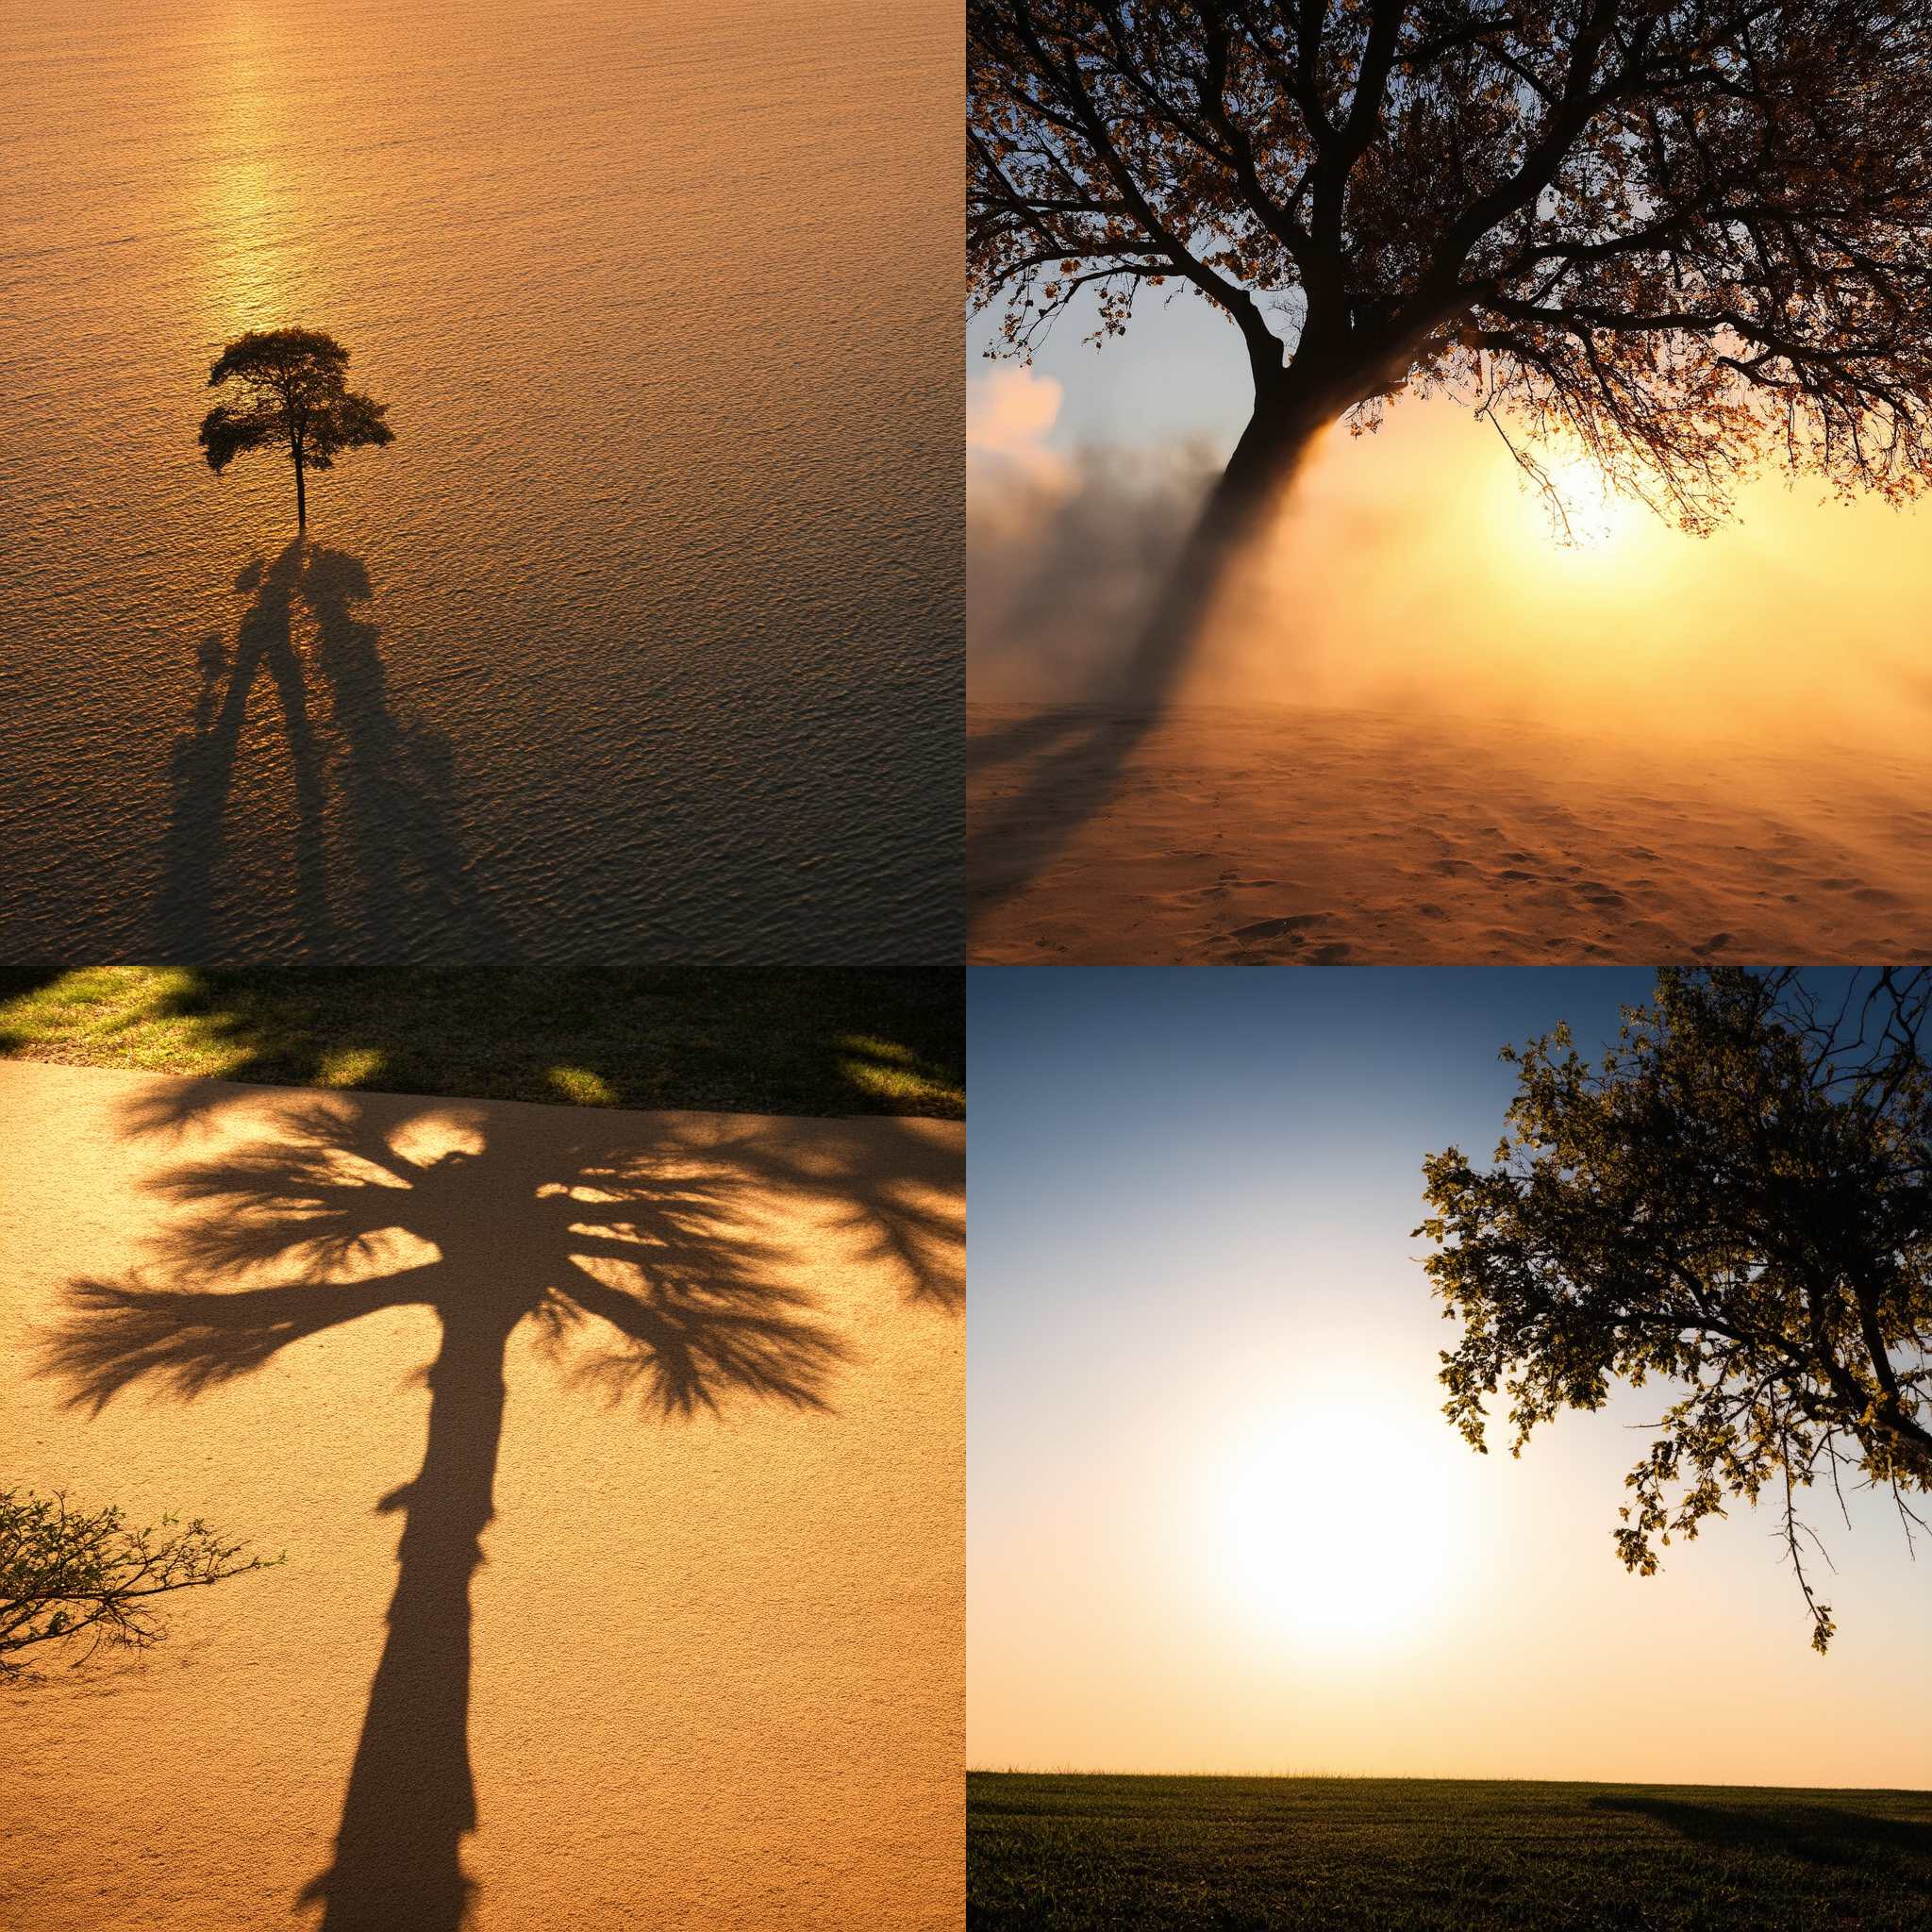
198, 17, 300, 333
1213, 1391, 1472, 1656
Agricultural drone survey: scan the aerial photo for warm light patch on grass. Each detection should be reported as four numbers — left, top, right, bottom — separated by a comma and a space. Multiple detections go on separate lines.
837, 1033, 965, 1111
317, 1046, 387, 1089
545, 1065, 619, 1107
0, 967, 254, 1077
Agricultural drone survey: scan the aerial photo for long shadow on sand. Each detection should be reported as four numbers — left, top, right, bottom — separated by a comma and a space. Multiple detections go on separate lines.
158, 542, 504, 963
967, 704, 1170, 928
39, 1085, 962, 1929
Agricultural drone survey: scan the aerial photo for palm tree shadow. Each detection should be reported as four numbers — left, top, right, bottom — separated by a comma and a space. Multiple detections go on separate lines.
156, 543, 505, 965
38, 1090, 958, 1930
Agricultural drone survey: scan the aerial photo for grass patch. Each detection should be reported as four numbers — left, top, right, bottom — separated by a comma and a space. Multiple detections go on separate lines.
0, 967, 962, 1119
968, 1772, 1932, 1930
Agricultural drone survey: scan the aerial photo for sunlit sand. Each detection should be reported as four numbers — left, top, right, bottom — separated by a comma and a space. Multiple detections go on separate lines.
0, 1062, 962, 1931
968, 701, 1932, 964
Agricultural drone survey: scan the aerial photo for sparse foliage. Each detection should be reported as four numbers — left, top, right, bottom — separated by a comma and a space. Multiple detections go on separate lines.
0, 1486, 278, 1679
1420, 968, 1932, 1652
971, 3, 1932, 537
198, 328, 393, 529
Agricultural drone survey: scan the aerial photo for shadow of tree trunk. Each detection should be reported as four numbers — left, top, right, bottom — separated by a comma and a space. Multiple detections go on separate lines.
155, 543, 505, 966
37, 1093, 961, 1926
302, 1307, 518, 1931
158, 547, 332, 959
967, 403, 1327, 931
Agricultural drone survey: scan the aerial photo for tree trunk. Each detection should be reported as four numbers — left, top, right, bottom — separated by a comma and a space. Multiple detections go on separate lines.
303, 1310, 516, 1932
294, 441, 308, 531
1112, 384, 1333, 702
966, 380, 1337, 924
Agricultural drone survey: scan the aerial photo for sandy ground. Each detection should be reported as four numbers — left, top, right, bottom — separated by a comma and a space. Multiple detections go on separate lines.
0, 1062, 963, 1932
968, 702, 1932, 963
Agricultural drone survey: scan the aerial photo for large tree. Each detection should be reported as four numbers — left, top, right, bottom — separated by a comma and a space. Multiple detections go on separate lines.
1420, 968, 1932, 1651
970, 1, 1932, 670
199, 328, 394, 531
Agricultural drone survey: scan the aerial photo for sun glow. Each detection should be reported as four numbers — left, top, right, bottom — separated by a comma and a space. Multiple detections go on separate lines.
1512, 445, 1642, 555
1213, 1393, 1474, 1656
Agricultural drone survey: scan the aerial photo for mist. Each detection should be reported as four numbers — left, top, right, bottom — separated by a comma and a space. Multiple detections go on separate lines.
968, 368, 1932, 758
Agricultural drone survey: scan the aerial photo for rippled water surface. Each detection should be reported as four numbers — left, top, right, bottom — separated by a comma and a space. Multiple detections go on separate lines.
1, 0, 958, 964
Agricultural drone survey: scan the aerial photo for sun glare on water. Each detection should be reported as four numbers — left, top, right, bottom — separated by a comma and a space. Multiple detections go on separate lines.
1214, 1395, 1474, 1656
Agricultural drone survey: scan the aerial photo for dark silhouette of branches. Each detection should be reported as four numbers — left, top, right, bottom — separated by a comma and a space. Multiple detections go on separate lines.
974, 3, 1932, 534
199, 328, 393, 529
0, 1487, 278, 1680
1421, 966, 1932, 1651
968, 0, 1932, 862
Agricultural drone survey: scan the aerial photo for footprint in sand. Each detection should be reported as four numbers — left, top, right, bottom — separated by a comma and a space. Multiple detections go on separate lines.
1692, 932, 1733, 956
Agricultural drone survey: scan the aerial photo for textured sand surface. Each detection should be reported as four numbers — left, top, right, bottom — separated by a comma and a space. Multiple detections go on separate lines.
969, 702, 1932, 964
0, 1062, 963, 1931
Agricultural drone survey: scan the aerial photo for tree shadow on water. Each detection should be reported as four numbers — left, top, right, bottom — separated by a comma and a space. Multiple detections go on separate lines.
158, 542, 504, 964
37, 1089, 962, 1929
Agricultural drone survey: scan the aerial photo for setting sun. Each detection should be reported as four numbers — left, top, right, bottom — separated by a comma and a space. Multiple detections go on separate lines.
1506, 444, 1642, 554
1215, 1393, 1471, 1654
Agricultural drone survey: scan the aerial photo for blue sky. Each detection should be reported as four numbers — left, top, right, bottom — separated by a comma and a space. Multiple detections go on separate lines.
969, 286, 1251, 450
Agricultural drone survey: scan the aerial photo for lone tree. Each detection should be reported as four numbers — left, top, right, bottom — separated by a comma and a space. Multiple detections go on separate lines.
198, 328, 393, 531
1, 1486, 276, 1680
1420, 968, 1932, 1652
970, 1, 1932, 666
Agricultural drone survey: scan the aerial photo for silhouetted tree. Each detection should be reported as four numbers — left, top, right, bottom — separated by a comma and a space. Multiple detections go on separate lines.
971, 1, 1932, 668
199, 329, 393, 530
1421, 967, 1932, 1652
0, 1486, 276, 1679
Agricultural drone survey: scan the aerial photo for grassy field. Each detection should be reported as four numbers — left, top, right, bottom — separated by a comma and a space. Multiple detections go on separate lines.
968, 1772, 1932, 1930
0, 966, 962, 1118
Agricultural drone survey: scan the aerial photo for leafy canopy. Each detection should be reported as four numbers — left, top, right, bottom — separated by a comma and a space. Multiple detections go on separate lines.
970, 2, 1932, 527
1420, 967, 1932, 1651
198, 327, 394, 475
1, 1486, 278, 1680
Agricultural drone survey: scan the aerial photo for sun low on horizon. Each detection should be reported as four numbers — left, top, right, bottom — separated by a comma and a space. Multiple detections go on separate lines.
968, 319, 1932, 758
1208, 1386, 1477, 1657
966, 968, 1932, 1789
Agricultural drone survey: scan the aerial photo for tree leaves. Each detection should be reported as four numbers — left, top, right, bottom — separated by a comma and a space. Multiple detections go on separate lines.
971, 2, 1932, 528
196, 326, 394, 496
0, 1487, 278, 1680
1420, 967, 1932, 1651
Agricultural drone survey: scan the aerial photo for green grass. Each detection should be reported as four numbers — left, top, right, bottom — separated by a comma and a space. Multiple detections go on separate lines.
0, 966, 962, 1119
968, 1772, 1932, 1930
